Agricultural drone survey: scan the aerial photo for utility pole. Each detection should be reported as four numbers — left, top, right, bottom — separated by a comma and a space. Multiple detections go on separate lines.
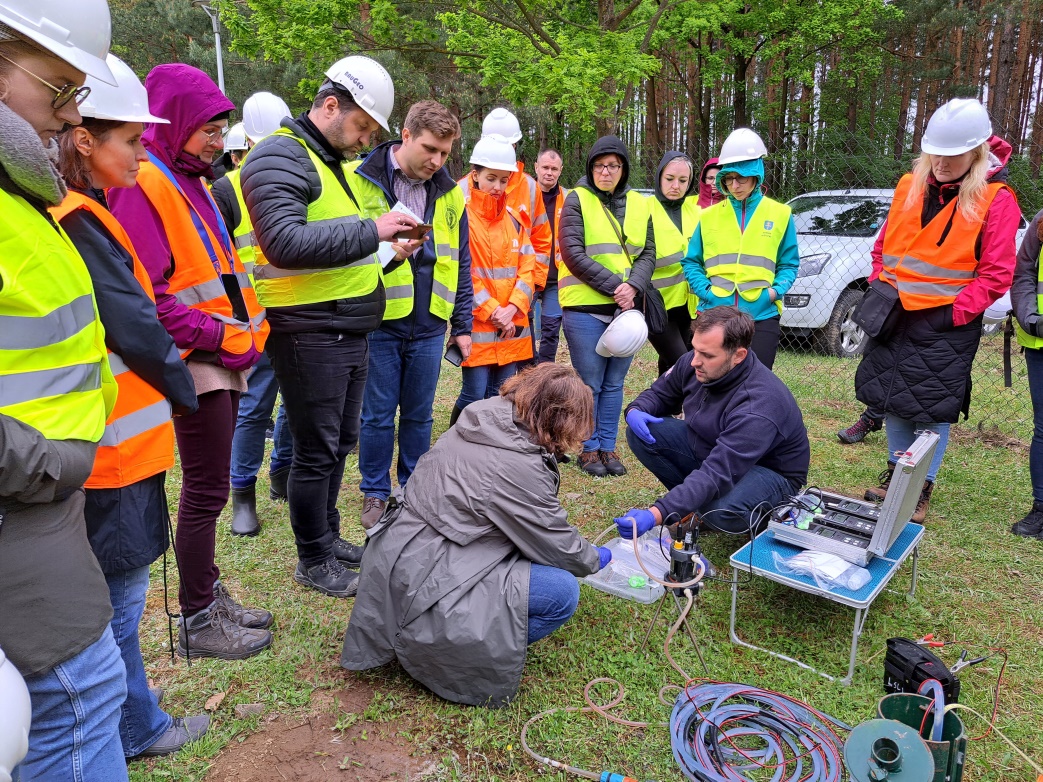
191, 0, 225, 94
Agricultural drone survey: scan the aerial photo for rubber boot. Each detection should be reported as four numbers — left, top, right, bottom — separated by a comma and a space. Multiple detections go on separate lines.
269, 465, 289, 501
230, 485, 260, 537
449, 403, 464, 427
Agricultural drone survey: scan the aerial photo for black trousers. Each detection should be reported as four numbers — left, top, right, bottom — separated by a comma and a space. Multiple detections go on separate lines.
647, 305, 694, 375
750, 315, 781, 370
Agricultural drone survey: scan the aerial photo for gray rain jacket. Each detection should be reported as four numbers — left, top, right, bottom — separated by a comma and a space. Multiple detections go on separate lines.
340, 396, 600, 707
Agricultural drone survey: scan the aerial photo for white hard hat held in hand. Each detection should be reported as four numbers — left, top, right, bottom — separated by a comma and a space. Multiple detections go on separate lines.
596, 309, 649, 358
0, 0, 116, 84
921, 98, 992, 156
481, 107, 522, 144
79, 54, 169, 124
324, 55, 394, 131
224, 122, 248, 152
242, 91, 291, 143
718, 128, 767, 165
0, 646, 31, 782
469, 136, 517, 171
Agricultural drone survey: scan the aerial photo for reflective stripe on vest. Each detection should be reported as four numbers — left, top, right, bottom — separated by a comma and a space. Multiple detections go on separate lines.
558, 188, 636, 308
251, 129, 380, 309
1015, 243, 1043, 348
50, 190, 177, 488
699, 197, 790, 310
880, 174, 1009, 311
1, 189, 114, 441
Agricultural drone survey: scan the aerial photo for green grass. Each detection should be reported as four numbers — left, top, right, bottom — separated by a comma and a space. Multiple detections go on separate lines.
134, 343, 1043, 781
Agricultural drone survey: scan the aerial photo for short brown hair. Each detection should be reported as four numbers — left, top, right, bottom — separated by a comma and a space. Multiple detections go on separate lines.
57, 119, 123, 191
537, 148, 562, 165
404, 100, 460, 140
500, 364, 593, 456
691, 306, 755, 352
312, 84, 359, 113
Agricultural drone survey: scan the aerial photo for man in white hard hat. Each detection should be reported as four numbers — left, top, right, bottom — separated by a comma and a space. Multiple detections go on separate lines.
240, 55, 423, 598
616, 307, 810, 536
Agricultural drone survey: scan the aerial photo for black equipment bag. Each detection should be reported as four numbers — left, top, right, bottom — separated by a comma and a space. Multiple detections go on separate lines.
884, 637, 960, 703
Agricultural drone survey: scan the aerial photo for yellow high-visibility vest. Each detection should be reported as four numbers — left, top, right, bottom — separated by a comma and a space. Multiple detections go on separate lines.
627, 194, 701, 311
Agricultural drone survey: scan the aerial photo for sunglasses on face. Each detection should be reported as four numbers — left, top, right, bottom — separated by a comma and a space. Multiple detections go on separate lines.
0, 52, 90, 109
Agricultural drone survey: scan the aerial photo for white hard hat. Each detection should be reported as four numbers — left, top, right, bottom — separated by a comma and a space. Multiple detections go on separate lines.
224, 122, 248, 152
79, 54, 168, 124
0, 0, 116, 84
469, 136, 517, 171
596, 309, 648, 358
324, 55, 394, 132
983, 289, 1011, 325
921, 98, 992, 156
242, 91, 290, 143
481, 107, 522, 144
718, 128, 767, 165
0, 647, 31, 782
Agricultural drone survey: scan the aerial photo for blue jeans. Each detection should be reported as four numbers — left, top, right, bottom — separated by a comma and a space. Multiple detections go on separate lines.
457, 362, 519, 409
626, 417, 793, 533
359, 330, 445, 500
1026, 348, 1043, 502
527, 563, 580, 644
14, 627, 128, 782
562, 310, 634, 452
537, 281, 562, 364
106, 566, 171, 757
230, 351, 293, 489
884, 416, 950, 483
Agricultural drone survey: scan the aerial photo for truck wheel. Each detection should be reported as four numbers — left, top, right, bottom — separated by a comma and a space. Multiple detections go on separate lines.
818, 287, 869, 358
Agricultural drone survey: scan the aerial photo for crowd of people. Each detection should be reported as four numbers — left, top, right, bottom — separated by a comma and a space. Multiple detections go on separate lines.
2, 0, 1042, 773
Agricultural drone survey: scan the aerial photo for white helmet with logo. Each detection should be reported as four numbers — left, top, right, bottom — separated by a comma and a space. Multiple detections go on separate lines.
481, 107, 522, 144
242, 91, 290, 143
0, 0, 116, 84
718, 128, 767, 165
324, 55, 394, 132
596, 309, 648, 358
469, 136, 517, 171
921, 98, 992, 156
79, 54, 168, 124
0, 646, 31, 782
224, 122, 248, 152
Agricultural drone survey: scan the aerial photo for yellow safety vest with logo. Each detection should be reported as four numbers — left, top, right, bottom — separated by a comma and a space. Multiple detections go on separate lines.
558, 188, 644, 308
224, 167, 258, 281
626, 195, 702, 312
251, 128, 381, 309
0, 190, 116, 441
346, 160, 464, 322
1015, 243, 1043, 349
700, 197, 791, 314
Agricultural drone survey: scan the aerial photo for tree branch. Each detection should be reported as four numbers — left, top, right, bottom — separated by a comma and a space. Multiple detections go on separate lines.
511, 0, 561, 54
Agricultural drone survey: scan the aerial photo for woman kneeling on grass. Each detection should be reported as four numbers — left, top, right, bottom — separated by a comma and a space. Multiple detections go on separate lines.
341, 363, 612, 706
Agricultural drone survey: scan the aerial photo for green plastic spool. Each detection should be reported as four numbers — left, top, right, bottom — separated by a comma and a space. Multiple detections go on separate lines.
844, 719, 935, 782
877, 693, 968, 782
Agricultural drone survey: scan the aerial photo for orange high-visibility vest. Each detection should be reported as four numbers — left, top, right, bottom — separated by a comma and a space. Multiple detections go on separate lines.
879, 174, 1011, 310
463, 186, 536, 367
50, 191, 176, 489
135, 154, 268, 359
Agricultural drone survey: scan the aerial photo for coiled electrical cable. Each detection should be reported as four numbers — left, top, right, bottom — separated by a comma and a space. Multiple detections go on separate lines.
669, 682, 850, 782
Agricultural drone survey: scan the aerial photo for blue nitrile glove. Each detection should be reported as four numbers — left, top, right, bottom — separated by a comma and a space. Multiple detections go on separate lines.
597, 546, 613, 571
625, 408, 663, 444
615, 508, 656, 539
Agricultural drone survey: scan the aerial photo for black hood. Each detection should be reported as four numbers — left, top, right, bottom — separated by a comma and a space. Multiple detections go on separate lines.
653, 150, 697, 204
580, 135, 631, 198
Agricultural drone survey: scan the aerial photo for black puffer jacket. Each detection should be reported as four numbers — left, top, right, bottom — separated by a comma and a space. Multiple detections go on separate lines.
239, 114, 385, 334
558, 135, 656, 316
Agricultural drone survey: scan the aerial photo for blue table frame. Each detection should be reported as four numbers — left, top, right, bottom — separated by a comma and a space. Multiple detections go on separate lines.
729, 522, 925, 686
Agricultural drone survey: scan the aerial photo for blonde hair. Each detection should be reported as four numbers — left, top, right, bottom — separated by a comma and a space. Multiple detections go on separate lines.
904, 141, 991, 221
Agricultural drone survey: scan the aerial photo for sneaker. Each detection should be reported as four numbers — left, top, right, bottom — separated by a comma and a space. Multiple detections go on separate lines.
136, 715, 210, 757
599, 450, 627, 476
837, 413, 883, 445
1010, 501, 1043, 537
911, 480, 934, 523
293, 558, 359, 598
213, 581, 273, 629
865, 464, 895, 502
579, 450, 607, 477
332, 537, 365, 568
360, 496, 386, 530
177, 604, 272, 660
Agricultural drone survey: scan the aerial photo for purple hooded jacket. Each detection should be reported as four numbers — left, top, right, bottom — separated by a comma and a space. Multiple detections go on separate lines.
108, 64, 246, 365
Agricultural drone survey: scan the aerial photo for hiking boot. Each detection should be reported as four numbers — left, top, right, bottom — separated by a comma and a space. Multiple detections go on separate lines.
911, 480, 934, 523
599, 450, 627, 476
332, 537, 365, 568
1010, 501, 1043, 538
837, 413, 883, 445
579, 450, 607, 477
269, 466, 289, 501
865, 464, 895, 502
360, 496, 386, 530
293, 558, 359, 598
213, 580, 273, 629
149, 686, 164, 705
230, 486, 260, 537
136, 715, 210, 757
177, 604, 272, 660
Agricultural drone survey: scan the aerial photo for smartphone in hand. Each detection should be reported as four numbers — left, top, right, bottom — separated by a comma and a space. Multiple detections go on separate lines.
443, 342, 464, 366
395, 223, 433, 241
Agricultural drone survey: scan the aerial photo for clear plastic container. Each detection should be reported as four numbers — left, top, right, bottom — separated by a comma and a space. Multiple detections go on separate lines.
581, 530, 669, 604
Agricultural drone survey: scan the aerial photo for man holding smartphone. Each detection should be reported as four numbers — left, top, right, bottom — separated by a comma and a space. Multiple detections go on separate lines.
352, 100, 473, 529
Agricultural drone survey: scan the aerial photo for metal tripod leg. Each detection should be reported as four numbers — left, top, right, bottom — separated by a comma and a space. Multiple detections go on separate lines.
638, 588, 709, 677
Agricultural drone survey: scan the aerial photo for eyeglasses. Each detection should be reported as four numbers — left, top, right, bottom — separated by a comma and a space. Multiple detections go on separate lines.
0, 52, 90, 109
723, 174, 753, 186
592, 163, 622, 173
704, 175, 717, 184
197, 127, 225, 145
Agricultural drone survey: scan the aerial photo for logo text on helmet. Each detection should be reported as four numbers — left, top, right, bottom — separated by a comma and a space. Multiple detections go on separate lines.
340, 72, 365, 92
